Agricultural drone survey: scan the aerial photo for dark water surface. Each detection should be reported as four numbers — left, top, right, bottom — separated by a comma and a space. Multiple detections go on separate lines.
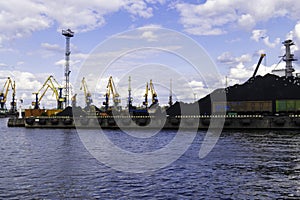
0, 118, 299, 199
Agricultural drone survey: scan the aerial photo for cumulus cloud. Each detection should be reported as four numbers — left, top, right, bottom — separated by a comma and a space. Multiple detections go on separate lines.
41, 43, 63, 52
287, 21, 300, 55
226, 58, 285, 85
251, 29, 280, 48
229, 62, 253, 80
174, 0, 300, 36
251, 29, 267, 42
0, 0, 165, 46
217, 52, 252, 64
238, 14, 256, 30
141, 31, 158, 41
0, 1, 51, 44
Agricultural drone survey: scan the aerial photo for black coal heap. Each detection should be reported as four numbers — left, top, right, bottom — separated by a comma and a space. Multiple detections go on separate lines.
167, 74, 300, 116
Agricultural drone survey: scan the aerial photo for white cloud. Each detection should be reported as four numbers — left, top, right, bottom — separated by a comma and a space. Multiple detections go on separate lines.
146, 0, 166, 4
174, 1, 300, 36
229, 62, 252, 80
0, 1, 51, 43
287, 21, 300, 51
294, 22, 300, 40
0, 63, 8, 68
251, 29, 280, 48
227, 60, 285, 85
251, 29, 266, 42
41, 43, 63, 52
262, 36, 281, 48
174, 2, 235, 35
217, 52, 252, 64
123, 1, 153, 19
217, 52, 236, 64
188, 80, 204, 88
141, 31, 158, 41
238, 14, 256, 30
0, 0, 165, 46
287, 23, 300, 63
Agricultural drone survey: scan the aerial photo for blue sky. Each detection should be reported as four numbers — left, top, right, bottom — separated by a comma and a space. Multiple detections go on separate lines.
1, 0, 300, 108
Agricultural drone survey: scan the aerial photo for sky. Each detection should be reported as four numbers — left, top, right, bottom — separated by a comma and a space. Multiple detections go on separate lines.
1, 0, 300, 109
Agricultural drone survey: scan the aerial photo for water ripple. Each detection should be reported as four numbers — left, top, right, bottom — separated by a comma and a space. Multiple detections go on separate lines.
0, 118, 299, 199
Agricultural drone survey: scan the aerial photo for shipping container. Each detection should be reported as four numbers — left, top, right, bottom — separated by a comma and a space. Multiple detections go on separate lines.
287, 100, 295, 111
296, 100, 300, 112
213, 101, 272, 113
276, 100, 287, 112
276, 100, 300, 113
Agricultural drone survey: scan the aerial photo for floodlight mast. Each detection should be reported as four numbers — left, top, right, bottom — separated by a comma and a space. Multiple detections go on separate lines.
62, 29, 74, 107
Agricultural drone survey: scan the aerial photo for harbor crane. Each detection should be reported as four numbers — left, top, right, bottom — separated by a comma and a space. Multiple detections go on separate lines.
168, 79, 173, 107
71, 94, 77, 107
143, 80, 159, 108
143, 82, 149, 108
149, 79, 158, 107
103, 76, 121, 111
32, 76, 65, 109
80, 77, 93, 108
128, 76, 133, 110
0, 77, 16, 112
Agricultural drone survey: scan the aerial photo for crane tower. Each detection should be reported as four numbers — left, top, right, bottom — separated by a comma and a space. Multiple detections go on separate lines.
128, 76, 133, 110
283, 40, 297, 77
62, 29, 74, 107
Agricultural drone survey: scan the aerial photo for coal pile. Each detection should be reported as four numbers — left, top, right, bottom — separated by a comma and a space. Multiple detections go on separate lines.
225, 74, 300, 101
167, 74, 300, 115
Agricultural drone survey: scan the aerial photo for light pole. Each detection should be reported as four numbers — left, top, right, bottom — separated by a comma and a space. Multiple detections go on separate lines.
62, 29, 74, 107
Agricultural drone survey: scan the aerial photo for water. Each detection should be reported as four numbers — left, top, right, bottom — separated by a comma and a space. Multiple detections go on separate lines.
0, 117, 300, 199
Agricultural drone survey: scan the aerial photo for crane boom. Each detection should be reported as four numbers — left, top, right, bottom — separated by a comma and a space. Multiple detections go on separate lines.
0, 77, 16, 112
143, 82, 149, 108
71, 94, 77, 107
80, 77, 93, 108
168, 79, 173, 107
252, 54, 266, 78
32, 76, 65, 109
149, 79, 158, 106
103, 76, 121, 111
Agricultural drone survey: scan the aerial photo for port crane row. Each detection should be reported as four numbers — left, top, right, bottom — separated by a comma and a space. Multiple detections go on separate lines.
0, 75, 170, 113
75, 76, 162, 113
37, 75, 162, 112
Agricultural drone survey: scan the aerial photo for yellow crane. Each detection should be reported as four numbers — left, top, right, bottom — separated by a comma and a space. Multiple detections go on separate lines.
71, 94, 77, 107
142, 80, 159, 108
32, 76, 65, 109
143, 82, 149, 108
0, 77, 16, 112
149, 79, 158, 106
80, 77, 93, 108
103, 76, 121, 111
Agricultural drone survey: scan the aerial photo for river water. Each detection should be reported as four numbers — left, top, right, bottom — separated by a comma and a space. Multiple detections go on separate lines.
0, 118, 299, 199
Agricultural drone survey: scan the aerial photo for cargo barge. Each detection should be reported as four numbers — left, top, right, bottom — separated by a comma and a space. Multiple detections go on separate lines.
8, 114, 300, 129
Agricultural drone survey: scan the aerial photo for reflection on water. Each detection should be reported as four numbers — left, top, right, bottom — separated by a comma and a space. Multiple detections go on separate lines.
0, 118, 299, 199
